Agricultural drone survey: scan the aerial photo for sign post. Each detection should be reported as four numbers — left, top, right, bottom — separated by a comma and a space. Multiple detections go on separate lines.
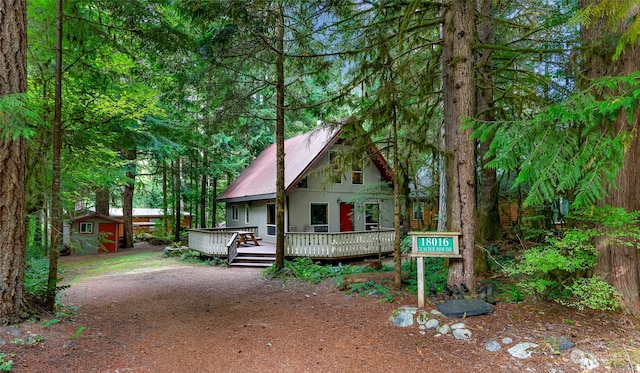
409, 232, 462, 307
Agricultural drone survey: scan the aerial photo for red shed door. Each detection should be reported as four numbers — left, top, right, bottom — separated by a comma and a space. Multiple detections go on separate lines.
99, 223, 118, 253
339, 202, 354, 232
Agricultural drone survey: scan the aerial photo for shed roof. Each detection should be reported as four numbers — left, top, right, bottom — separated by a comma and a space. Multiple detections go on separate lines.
73, 213, 123, 224
217, 123, 393, 203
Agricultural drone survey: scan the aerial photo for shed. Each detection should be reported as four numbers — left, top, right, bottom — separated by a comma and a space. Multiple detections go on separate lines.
71, 213, 123, 254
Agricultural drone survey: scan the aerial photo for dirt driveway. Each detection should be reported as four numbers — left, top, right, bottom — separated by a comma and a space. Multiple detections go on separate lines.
2, 246, 638, 372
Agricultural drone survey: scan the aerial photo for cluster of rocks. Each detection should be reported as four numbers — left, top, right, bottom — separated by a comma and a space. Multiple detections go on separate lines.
390, 305, 601, 371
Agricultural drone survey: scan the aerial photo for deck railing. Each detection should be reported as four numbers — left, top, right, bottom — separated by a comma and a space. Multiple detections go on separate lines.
285, 229, 395, 259
188, 228, 242, 256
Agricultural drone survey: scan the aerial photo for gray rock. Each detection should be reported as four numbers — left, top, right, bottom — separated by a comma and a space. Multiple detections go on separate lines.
419, 324, 426, 331
508, 342, 539, 359
558, 336, 575, 351
436, 299, 494, 318
450, 322, 466, 330
425, 319, 439, 330
502, 337, 513, 345
416, 311, 429, 325
392, 310, 414, 327
400, 306, 418, 314
485, 340, 501, 352
570, 349, 600, 371
452, 328, 472, 340
437, 324, 451, 334
430, 310, 443, 316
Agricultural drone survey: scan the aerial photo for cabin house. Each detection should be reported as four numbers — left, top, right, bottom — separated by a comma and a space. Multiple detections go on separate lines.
106, 208, 192, 236
69, 213, 123, 254
188, 124, 396, 264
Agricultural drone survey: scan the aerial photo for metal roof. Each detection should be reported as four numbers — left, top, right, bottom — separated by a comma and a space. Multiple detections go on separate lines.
217, 124, 394, 203
217, 126, 341, 202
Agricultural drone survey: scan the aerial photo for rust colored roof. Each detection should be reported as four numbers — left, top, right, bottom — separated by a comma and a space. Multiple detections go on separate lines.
73, 213, 123, 224
218, 126, 342, 202
217, 122, 394, 203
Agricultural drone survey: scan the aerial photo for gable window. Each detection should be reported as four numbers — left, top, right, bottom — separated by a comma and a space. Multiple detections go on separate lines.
244, 204, 250, 224
267, 203, 276, 236
231, 205, 239, 221
365, 203, 379, 230
310, 203, 329, 232
297, 177, 307, 188
351, 162, 363, 184
79, 222, 93, 234
413, 203, 424, 221
329, 151, 341, 183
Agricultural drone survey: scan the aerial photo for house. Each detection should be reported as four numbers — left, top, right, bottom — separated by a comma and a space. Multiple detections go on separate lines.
106, 208, 192, 236
69, 213, 123, 254
216, 124, 395, 244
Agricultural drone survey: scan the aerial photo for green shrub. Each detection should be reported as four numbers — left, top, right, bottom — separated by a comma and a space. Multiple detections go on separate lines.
503, 206, 638, 311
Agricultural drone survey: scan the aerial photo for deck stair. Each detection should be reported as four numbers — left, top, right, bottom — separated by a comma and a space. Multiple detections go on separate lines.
229, 246, 276, 268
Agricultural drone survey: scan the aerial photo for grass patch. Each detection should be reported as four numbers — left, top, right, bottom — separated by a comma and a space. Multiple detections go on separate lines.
61, 251, 182, 283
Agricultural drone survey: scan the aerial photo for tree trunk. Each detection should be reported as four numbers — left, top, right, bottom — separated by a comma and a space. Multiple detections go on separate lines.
47, 0, 63, 312
174, 158, 182, 243
0, 0, 28, 323
474, 0, 499, 274
212, 177, 218, 227
95, 187, 110, 215
580, 0, 640, 315
163, 161, 169, 234
392, 103, 403, 289
274, 0, 286, 270
442, 0, 477, 287
200, 155, 207, 228
122, 149, 136, 248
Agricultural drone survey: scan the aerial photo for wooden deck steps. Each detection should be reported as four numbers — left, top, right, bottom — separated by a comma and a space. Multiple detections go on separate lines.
229, 245, 276, 267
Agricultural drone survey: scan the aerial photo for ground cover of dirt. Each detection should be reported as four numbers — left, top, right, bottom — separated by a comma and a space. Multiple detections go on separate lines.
1, 246, 639, 372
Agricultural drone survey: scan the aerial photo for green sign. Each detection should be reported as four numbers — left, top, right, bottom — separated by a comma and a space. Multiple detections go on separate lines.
409, 232, 461, 258
416, 236, 454, 253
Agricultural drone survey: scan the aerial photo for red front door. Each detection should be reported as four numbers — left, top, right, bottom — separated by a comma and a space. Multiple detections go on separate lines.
99, 223, 118, 253
339, 202, 354, 232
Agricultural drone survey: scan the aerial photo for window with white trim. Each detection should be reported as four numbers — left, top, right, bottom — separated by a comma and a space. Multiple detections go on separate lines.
351, 162, 363, 184
79, 222, 93, 234
231, 205, 239, 221
310, 203, 328, 232
365, 203, 379, 230
413, 203, 424, 221
267, 203, 276, 236
245, 204, 250, 224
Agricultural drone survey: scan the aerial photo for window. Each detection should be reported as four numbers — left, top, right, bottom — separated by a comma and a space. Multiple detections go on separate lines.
365, 203, 379, 230
351, 162, 363, 184
79, 222, 93, 234
552, 197, 569, 225
231, 205, 239, 221
413, 203, 424, 221
297, 177, 307, 188
244, 204, 250, 224
267, 203, 276, 236
310, 203, 328, 232
329, 151, 341, 183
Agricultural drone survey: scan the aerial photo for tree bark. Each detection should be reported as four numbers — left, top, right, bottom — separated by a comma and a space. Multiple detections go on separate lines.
0, 0, 29, 323
47, 0, 63, 311
580, 0, 640, 315
200, 156, 207, 228
122, 149, 137, 248
274, 0, 286, 270
442, 0, 477, 287
95, 187, 110, 215
474, 0, 499, 274
173, 157, 182, 243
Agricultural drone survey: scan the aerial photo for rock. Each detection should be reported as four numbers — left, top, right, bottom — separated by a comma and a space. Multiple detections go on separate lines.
419, 325, 426, 331
485, 340, 501, 352
425, 319, 439, 330
400, 306, 418, 314
416, 311, 429, 325
558, 336, 575, 351
437, 324, 451, 335
430, 310, 443, 316
452, 328, 472, 340
392, 310, 414, 327
436, 299, 494, 318
570, 349, 600, 371
502, 337, 513, 345
508, 342, 539, 359
450, 322, 466, 330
